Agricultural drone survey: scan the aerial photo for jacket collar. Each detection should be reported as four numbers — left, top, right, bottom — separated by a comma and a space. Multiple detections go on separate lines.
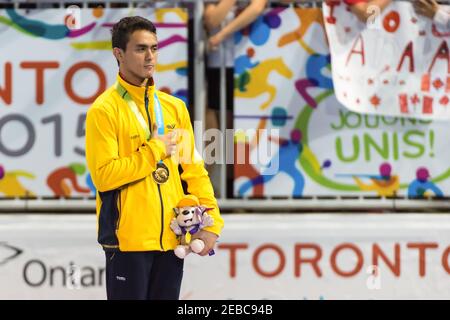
117, 73, 155, 106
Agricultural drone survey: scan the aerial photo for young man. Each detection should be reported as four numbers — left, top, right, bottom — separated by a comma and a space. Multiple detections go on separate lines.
344, 0, 392, 22
85, 16, 224, 300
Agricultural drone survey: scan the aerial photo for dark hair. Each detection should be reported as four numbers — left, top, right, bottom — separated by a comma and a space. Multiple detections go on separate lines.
111, 16, 157, 51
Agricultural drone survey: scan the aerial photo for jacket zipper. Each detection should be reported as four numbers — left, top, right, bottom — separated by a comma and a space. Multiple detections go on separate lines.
157, 184, 165, 251
115, 190, 121, 231
144, 92, 152, 136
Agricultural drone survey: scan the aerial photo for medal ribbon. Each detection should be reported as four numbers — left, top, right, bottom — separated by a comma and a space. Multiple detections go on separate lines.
115, 82, 168, 185
115, 81, 165, 141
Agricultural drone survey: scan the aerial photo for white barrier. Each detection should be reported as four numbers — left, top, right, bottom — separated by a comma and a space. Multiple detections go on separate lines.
0, 214, 449, 299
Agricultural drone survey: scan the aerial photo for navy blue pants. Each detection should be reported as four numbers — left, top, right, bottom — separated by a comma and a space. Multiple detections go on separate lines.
105, 250, 184, 300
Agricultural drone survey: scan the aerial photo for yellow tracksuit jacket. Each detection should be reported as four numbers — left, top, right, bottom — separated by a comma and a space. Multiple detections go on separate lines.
86, 74, 224, 251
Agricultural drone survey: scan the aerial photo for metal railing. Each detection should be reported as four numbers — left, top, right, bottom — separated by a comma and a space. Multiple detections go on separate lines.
1, 196, 449, 213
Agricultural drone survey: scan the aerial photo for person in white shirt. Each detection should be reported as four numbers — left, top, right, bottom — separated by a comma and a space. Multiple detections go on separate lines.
203, 0, 267, 197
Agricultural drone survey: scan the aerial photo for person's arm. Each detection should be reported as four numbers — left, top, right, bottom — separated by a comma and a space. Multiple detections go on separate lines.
10, 171, 35, 179
427, 182, 444, 197
178, 106, 224, 239
348, 0, 392, 23
204, 0, 238, 31
209, 0, 268, 48
268, 135, 288, 146
434, 6, 450, 29
413, 0, 439, 19
85, 105, 167, 192
414, 0, 450, 29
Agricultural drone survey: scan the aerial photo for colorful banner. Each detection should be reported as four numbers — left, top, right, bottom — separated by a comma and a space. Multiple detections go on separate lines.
0, 214, 449, 299
323, 1, 449, 120
0, 8, 187, 197
234, 8, 450, 197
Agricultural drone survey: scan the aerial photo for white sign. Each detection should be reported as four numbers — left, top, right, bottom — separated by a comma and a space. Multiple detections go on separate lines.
323, 2, 449, 120
0, 214, 449, 300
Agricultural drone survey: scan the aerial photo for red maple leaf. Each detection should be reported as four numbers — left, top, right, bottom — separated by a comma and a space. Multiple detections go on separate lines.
356, 98, 360, 104
410, 94, 420, 105
370, 95, 381, 107
399, 80, 406, 85
411, 17, 417, 24
419, 30, 426, 36
440, 96, 449, 106
433, 78, 444, 90
326, 16, 336, 24
368, 79, 374, 85
345, 27, 351, 33
383, 79, 389, 85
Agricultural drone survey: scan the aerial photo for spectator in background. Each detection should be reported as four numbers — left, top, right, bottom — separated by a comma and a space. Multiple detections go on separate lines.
205, 0, 268, 50
344, 0, 393, 22
413, 0, 450, 29
203, 0, 237, 136
203, 0, 267, 197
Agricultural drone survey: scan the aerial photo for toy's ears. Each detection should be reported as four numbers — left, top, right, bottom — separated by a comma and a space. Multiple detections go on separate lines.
198, 206, 213, 214
195, 206, 204, 216
173, 208, 180, 216
195, 206, 213, 216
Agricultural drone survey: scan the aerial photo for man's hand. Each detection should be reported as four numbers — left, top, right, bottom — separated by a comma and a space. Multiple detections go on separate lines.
191, 230, 218, 256
414, 0, 439, 19
152, 124, 177, 158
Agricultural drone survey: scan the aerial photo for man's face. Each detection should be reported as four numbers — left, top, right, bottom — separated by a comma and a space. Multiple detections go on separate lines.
115, 29, 158, 84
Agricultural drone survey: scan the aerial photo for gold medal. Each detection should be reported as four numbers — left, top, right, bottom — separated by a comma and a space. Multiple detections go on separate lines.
152, 162, 169, 184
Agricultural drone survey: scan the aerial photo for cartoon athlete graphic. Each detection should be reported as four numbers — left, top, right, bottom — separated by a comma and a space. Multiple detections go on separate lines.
352, 162, 400, 197
234, 57, 293, 110
46, 163, 91, 197
234, 132, 264, 197
0, 165, 35, 197
408, 167, 443, 198
238, 129, 304, 197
